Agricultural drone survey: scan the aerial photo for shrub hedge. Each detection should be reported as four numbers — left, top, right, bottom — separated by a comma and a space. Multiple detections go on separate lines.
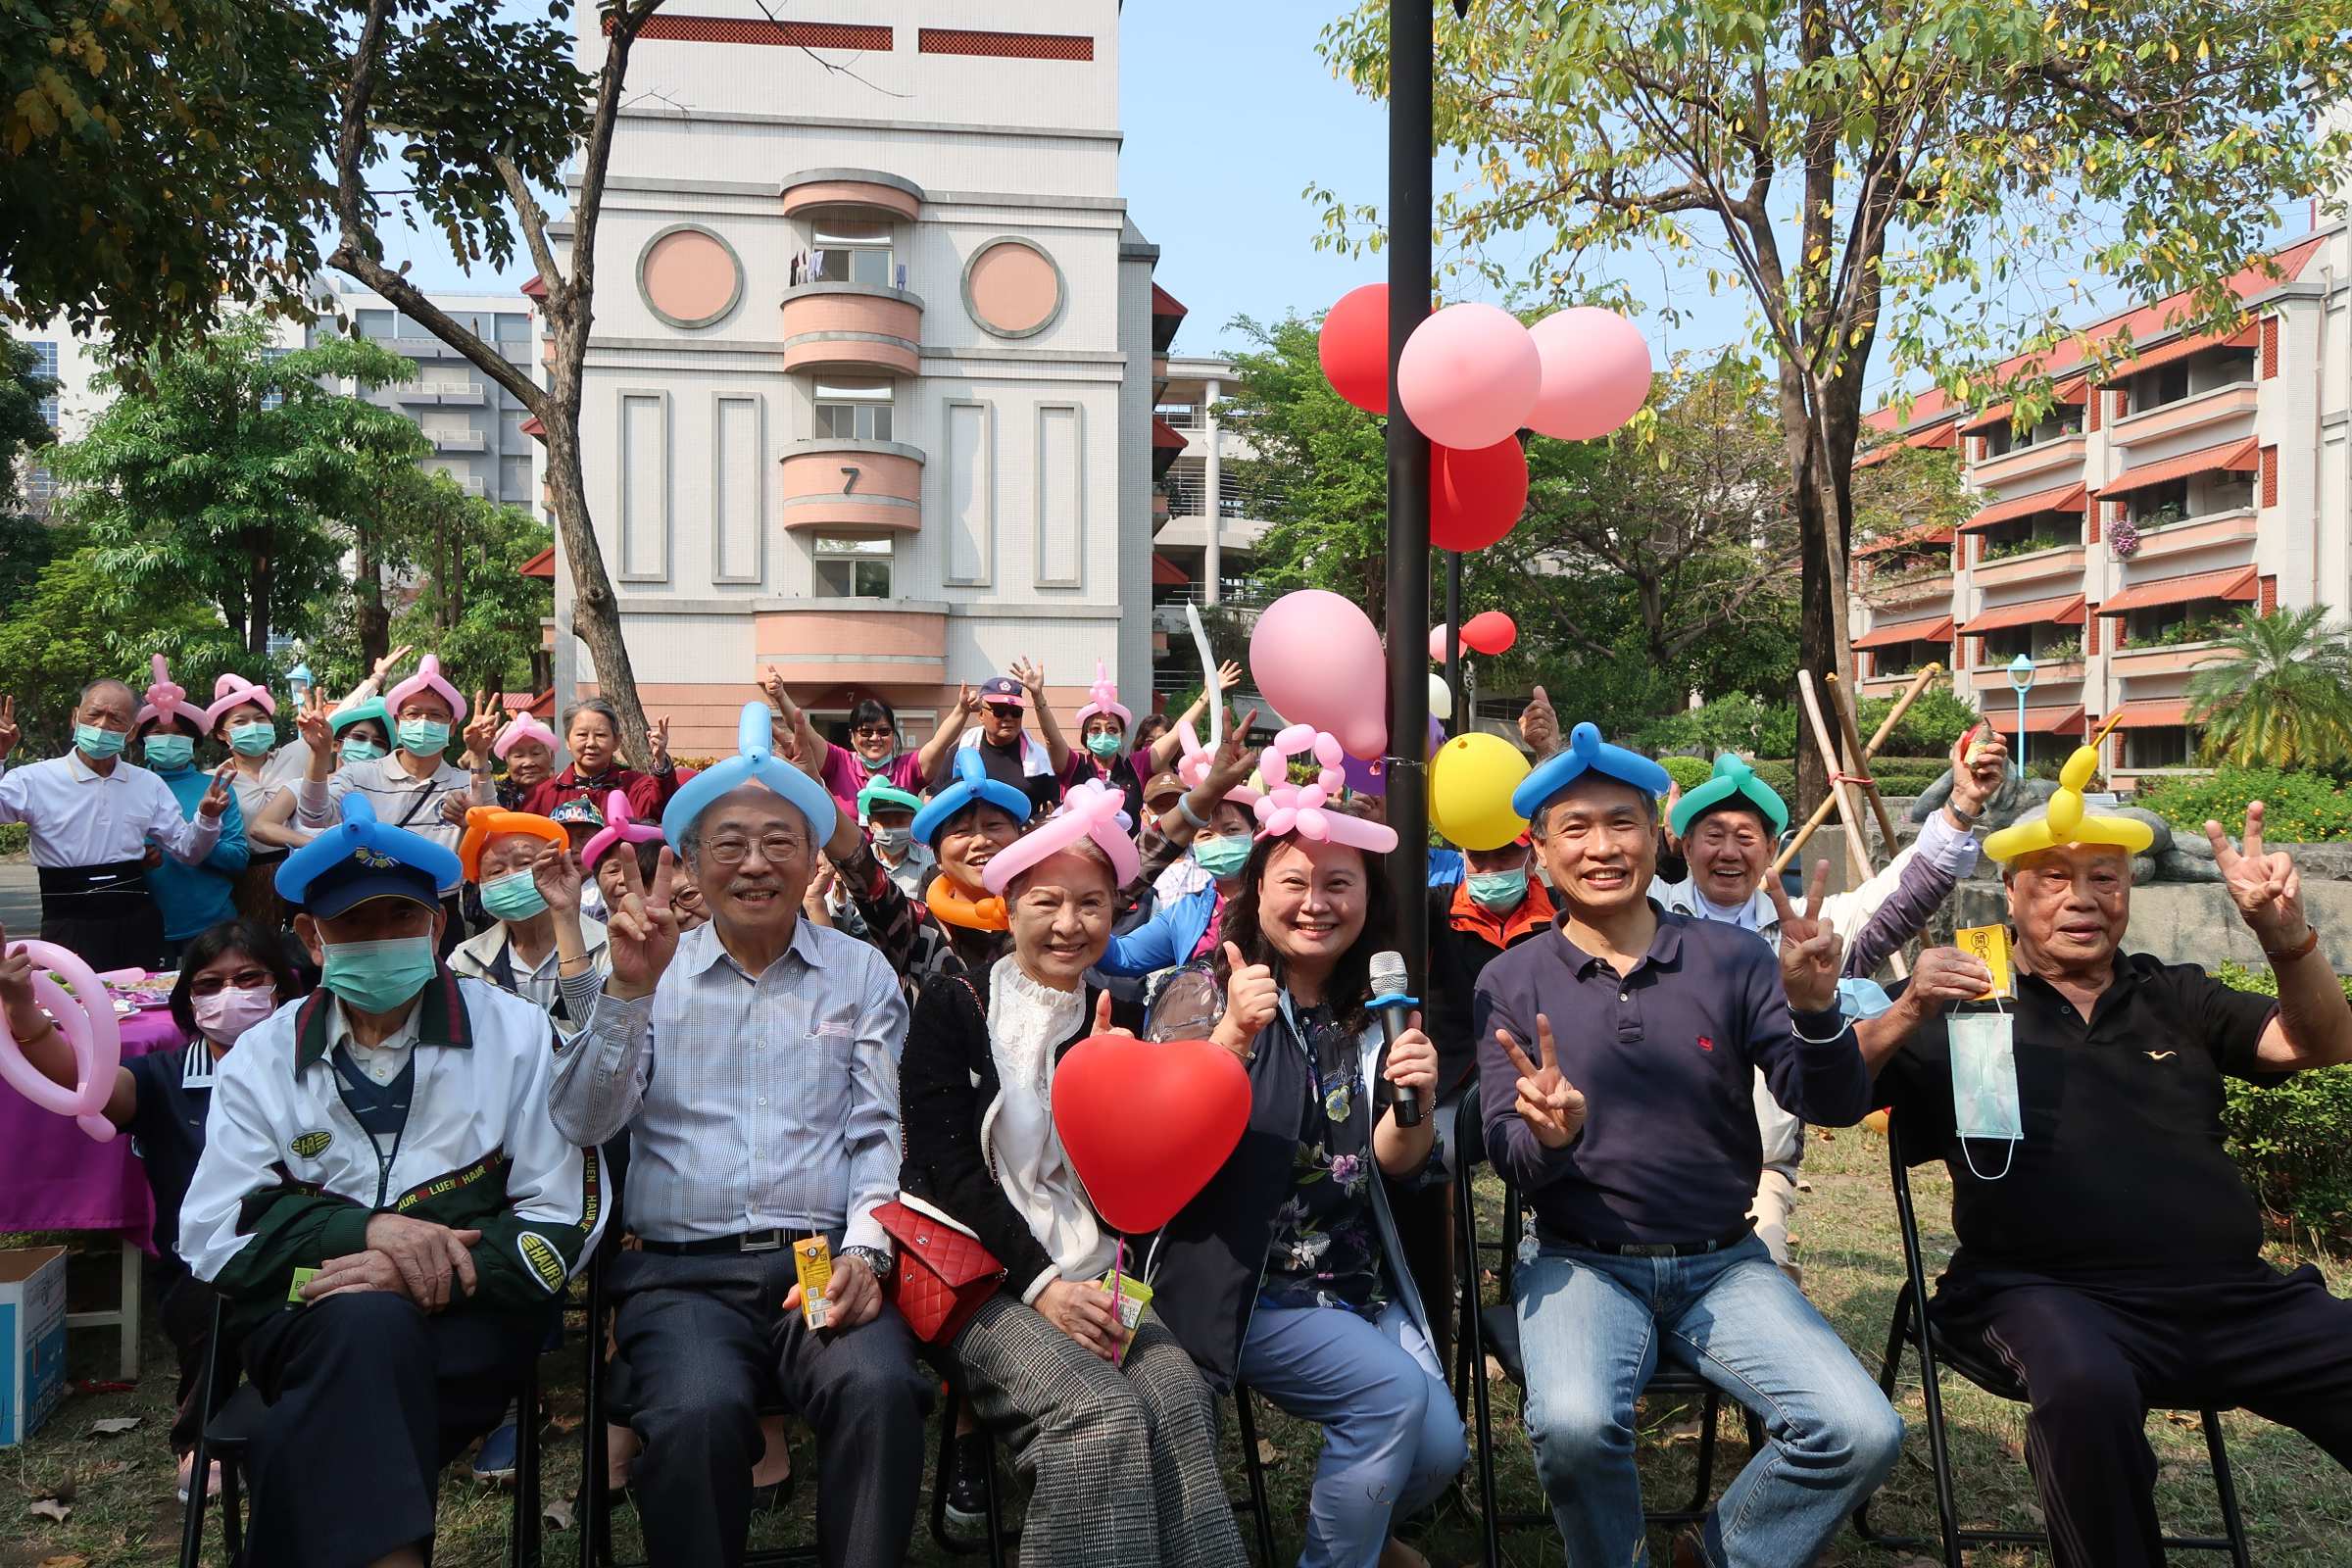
2133, 766, 2352, 844
2215, 959, 2352, 1248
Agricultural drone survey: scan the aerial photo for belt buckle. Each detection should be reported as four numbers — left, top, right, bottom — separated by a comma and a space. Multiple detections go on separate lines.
739, 1230, 784, 1253
1624, 1242, 1676, 1258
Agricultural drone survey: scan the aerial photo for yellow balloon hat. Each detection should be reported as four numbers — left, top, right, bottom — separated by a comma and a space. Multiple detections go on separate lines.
1981, 743, 2153, 864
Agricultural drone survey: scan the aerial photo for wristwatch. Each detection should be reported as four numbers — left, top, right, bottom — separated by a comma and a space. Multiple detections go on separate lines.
842, 1244, 893, 1283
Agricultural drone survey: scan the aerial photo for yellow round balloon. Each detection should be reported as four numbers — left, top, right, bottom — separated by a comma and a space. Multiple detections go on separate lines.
1429, 732, 1531, 851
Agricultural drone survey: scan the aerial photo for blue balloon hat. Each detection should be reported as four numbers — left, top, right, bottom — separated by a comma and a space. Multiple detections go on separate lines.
1510, 721, 1673, 820
910, 748, 1031, 848
661, 702, 840, 850
274, 792, 465, 915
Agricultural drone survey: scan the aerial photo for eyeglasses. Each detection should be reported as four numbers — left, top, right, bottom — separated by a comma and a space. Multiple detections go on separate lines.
850, 725, 895, 741
700, 832, 805, 867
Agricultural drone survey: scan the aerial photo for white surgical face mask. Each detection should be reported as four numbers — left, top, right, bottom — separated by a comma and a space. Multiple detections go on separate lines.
1949, 1008, 2021, 1180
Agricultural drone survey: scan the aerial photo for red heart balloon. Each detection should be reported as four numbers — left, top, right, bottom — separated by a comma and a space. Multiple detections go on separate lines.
1052, 1035, 1251, 1235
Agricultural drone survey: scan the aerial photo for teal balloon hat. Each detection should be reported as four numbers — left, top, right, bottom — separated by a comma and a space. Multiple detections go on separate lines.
660, 701, 839, 850
1668, 753, 1789, 840
1510, 722, 1672, 820
857, 776, 924, 825
910, 748, 1031, 848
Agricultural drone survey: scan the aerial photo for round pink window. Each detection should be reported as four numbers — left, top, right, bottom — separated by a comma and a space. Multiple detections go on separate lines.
640, 227, 741, 328
964, 240, 1063, 338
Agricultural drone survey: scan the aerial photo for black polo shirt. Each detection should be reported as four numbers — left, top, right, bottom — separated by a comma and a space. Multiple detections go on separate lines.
123, 1044, 217, 1273
1875, 952, 2281, 1280
972, 736, 1057, 818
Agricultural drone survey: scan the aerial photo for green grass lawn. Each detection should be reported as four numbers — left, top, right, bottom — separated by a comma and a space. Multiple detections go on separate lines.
6, 1122, 2347, 1566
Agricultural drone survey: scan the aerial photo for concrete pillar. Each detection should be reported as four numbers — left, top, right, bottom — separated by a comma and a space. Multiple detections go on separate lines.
1203, 376, 1222, 605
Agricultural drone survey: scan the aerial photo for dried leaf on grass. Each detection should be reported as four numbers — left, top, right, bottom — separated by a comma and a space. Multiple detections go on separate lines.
36, 1555, 89, 1567
86, 1415, 142, 1436
542, 1496, 576, 1532
1485, 1355, 1506, 1383
1254, 1438, 1282, 1466
26, 1496, 72, 1523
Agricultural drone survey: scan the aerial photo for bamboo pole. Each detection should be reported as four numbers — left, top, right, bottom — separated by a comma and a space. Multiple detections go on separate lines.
1826, 672, 1902, 851
1773, 662, 1941, 874
1797, 667, 1879, 891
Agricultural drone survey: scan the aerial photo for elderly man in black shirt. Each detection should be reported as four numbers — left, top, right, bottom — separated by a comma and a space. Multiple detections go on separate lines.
1865, 750, 2352, 1568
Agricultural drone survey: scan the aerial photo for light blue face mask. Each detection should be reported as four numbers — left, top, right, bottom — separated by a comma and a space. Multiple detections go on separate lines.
479, 869, 548, 922
226, 720, 276, 758
1086, 730, 1125, 760
1190, 833, 1254, 880
75, 723, 127, 761
1949, 1009, 2021, 1180
143, 734, 196, 771
1466, 868, 1530, 911
340, 738, 386, 766
318, 935, 438, 1015
397, 718, 452, 757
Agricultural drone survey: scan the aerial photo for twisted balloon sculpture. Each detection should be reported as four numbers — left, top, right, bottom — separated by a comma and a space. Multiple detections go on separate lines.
982, 777, 1142, 894
0, 941, 122, 1142
661, 701, 839, 849
582, 788, 664, 873
1250, 724, 1398, 854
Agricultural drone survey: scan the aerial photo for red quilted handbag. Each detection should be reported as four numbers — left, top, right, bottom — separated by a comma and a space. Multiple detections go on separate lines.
873, 1199, 1005, 1345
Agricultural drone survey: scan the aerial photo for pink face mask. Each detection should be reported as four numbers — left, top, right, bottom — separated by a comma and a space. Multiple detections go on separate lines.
190, 985, 278, 1047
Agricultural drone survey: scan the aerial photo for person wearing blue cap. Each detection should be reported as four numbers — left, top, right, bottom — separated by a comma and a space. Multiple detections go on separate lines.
549, 703, 932, 1568
176, 795, 606, 1568
1652, 732, 2007, 1283
1473, 722, 1900, 1567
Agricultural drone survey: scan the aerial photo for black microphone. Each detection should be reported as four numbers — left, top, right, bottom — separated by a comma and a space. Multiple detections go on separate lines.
1367, 950, 1424, 1128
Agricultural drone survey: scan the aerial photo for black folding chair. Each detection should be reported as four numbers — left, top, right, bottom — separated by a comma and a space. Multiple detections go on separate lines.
1231, 1383, 1283, 1565
579, 1250, 1011, 1568
176, 1294, 543, 1568
1853, 1116, 2253, 1566
1451, 1096, 1761, 1568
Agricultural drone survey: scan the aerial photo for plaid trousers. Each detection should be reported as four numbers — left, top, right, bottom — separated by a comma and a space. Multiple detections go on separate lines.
954, 1293, 1250, 1568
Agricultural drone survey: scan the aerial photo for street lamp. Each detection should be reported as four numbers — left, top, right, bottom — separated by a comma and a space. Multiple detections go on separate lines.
2006, 653, 2036, 779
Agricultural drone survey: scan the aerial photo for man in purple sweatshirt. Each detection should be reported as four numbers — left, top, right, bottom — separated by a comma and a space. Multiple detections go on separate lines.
1473, 723, 1900, 1568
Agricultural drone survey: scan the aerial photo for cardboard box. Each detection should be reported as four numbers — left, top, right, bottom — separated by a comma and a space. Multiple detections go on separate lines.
0, 1246, 68, 1446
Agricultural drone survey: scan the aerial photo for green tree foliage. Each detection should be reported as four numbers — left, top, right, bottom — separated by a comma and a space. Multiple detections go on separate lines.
1224, 314, 1802, 732
53, 316, 428, 657
0, 329, 59, 515
2186, 606, 2352, 769
0, 548, 245, 757
2215, 959, 2352, 1248
1316, 0, 2350, 808
2135, 767, 2352, 844
1, 0, 333, 351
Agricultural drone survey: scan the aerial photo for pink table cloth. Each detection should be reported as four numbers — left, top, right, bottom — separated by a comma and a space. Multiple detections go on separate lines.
0, 1005, 191, 1250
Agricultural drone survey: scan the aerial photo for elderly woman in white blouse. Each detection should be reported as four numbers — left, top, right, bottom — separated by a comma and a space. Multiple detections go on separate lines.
899, 784, 1247, 1568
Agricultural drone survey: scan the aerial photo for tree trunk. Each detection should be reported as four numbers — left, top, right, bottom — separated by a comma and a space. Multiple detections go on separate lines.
246, 551, 272, 660
354, 524, 390, 670
541, 415, 653, 762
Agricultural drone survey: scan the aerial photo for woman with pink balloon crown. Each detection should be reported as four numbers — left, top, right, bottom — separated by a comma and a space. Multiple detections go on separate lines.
898, 781, 1250, 1568
3, 914, 305, 1501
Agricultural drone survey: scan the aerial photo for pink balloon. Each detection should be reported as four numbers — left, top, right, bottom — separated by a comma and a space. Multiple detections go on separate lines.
1396, 303, 1541, 450
1249, 590, 1388, 760
1428, 624, 1451, 663
1528, 308, 1652, 440
0, 940, 122, 1142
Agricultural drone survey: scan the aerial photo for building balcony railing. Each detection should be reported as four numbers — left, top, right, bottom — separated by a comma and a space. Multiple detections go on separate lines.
779, 282, 923, 377
1861, 568, 1953, 608
2107, 638, 2237, 676
2109, 381, 2259, 448
778, 438, 925, 533
2122, 507, 2257, 563
1157, 476, 1286, 520
1972, 543, 2086, 589
1970, 431, 2086, 488
777, 168, 923, 224
1972, 656, 2084, 683
430, 430, 487, 453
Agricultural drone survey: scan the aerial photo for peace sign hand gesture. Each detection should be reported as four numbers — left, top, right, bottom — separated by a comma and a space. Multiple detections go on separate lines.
531, 841, 583, 915
603, 843, 681, 1001
370, 645, 414, 684
0, 694, 18, 759
197, 762, 236, 819
955, 683, 981, 720
462, 690, 502, 760
1768, 859, 1843, 1015
648, 715, 672, 773
1495, 1014, 1586, 1150
2206, 802, 2307, 952
296, 687, 334, 758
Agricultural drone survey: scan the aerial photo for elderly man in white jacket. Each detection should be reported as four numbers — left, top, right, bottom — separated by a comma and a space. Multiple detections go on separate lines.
179, 796, 603, 1568
1652, 728, 2009, 1280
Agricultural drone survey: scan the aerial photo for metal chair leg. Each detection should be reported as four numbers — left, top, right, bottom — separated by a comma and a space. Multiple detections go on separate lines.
513, 1346, 542, 1568
220, 1452, 244, 1563
1234, 1385, 1279, 1566
177, 1307, 224, 1568
2201, 1409, 2254, 1568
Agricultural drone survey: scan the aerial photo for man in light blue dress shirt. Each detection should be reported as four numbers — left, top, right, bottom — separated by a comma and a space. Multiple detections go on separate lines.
550, 705, 928, 1568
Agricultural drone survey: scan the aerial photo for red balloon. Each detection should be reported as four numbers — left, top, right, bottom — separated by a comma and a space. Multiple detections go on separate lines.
1318, 283, 1390, 416
1051, 1035, 1251, 1234
1430, 437, 1530, 553
1462, 611, 1518, 656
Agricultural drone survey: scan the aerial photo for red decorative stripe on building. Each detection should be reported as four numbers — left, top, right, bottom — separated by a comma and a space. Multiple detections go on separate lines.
918, 27, 1094, 60
620, 16, 891, 49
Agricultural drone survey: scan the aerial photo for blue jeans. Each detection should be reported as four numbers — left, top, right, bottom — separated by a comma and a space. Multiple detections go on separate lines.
1238, 1300, 1468, 1568
1515, 1234, 1900, 1567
